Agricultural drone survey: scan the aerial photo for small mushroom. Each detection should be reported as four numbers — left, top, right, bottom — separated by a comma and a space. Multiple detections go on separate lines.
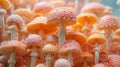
42, 44, 58, 67
54, 58, 71, 67
6, 14, 25, 40
25, 34, 44, 67
59, 40, 82, 66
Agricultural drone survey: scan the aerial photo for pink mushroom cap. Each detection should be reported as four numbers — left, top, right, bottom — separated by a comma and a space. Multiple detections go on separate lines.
47, 7, 76, 26
54, 58, 71, 67
98, 15, 119, 31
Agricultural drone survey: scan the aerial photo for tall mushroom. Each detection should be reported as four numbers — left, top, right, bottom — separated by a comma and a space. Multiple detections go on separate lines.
42, 44, 58, 67
0, 40, 27, 67
88, 33, 106, 64
98, 15, 119, 51
25, 34, 44, 67
47, 7, 76, 47
59, 40, 82, 66
6, 14, 25, 40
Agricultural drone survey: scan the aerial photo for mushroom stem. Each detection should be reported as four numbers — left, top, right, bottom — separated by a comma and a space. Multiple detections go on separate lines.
75, 0, 78, 14
83, 22, 88, 36
68, 52, 73, 66
105, 30, 111, 51
39, 30, 44, 39
0, 12, 5, 34
8, 52, 16, 67
26, 4, 31, 10
84, 0, 89, 6
9, 25, 18, 40
30, 47, 38, 67
83, 62, 87, 67
58, 22, 66, 47
10, 3, 14, 15
95, 43, 100, 64
46, 54, 52, 67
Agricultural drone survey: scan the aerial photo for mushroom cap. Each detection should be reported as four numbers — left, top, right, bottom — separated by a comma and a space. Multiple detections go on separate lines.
88, 33, 106, 45
104, 54, 120, 67
74, 51, 94, 64
112, 35, 120, 42
42, 44, 58, 55
72, 23, 83, 30
50, 0, 65, 7
45, 34, 58, 43
66, 31, 87, 45
59, 40, 82, 56
47, 7, 76, 26
114, 29, 120, 36
81, 2, 105, 14
0, 8, 6, 14
6, 14, 25, 30
110, 44, 120, 54
93, 63, 105, 67
33, 2, 54, 16
35, 63, 46, 67
25, 34, 44, 48
26, 16, 57, 34
98, 15, 119, 31
0, 0, 11, 10
0, 55, 9, 64
99, 51, 109, 62
0, 40, 27, 56
9, 0, 23, 8
23, 0, 38, 8
54, 58, 71, 67
77, 12, 98, 26
14, 8, 34, 24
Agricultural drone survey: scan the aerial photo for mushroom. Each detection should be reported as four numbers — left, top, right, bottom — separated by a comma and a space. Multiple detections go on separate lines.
26, 16, 57, 38
54, 58, 71, 67
98, 15, 119, 51
0, 0, 11, 10
59, 40, 82, 66
114, 29, 120, 36
110, 44, 120, 55
50, 0, 65, 8
77, 12, 98, 36
47, 7, 76, 47
14, 8, 34, 24
103, 54, 120, 67
66, 31, 87, 45
88, 33, 106, 64
0, 8, 6, 42
9, 0, 23, 9
33, 2, 54, 17
23, 0, 38, 10
80, 2, 105, 18
25, 34, 44, 67
45, 34, 58, 44
6, 14, 25, 40
0, 40, 27, 67
72, 23, 83, 31
42, 44, 58, 67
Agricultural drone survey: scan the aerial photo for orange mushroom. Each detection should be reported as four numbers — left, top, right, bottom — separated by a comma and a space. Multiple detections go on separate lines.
66, 31, 87, 45
42, 44, 58, 67
114, 29, 120, 36
88, 33, 106, 64
50, 0, 65, 8
14, 8, 34, 24
26, 16, 57, 38
0, 0, 11, 10
77, 12, 98, 36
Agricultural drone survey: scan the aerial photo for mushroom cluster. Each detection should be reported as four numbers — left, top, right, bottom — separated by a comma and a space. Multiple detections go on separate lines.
0, 0, 120, 67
